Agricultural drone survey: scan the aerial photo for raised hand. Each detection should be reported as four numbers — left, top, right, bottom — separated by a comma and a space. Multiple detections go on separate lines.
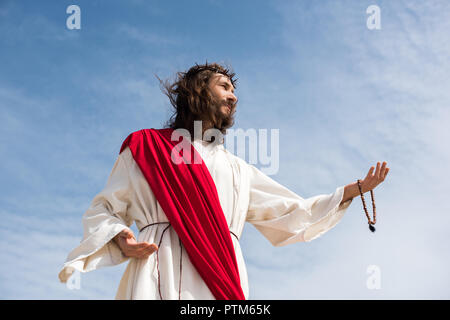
113, 228, 158, 259
360, 161, 390, 193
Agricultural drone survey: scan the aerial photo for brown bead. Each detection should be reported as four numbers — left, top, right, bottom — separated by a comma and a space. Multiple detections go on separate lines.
357, 179, 376, 228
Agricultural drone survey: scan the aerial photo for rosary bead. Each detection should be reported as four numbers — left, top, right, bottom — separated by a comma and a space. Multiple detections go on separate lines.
357, 179, 377, 233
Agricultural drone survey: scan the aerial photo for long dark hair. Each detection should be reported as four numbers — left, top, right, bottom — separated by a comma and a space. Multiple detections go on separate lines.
155, 61, 238, 139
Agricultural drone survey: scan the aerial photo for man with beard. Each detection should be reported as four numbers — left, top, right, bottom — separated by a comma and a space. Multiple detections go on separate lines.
58, 62, 389, 299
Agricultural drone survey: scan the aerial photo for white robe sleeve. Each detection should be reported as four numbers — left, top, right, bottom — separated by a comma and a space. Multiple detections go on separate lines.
245, 164, 353, 246
58, 148, 135, 283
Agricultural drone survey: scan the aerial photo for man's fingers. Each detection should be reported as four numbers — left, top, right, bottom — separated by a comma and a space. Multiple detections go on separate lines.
137, 243, 158, 256
125, 242, 158, 254
135, 243, 157, 254
374, 162, 381, 178
142, 243, 158, 251
383, 167, 390, 179
141, 245, 158, 257
125, 243, 158, 258
380, 162, 387, 177
367, 162, 389, 179
148, 243, 158, 252
117, 233, 159, 258
127, 241, 153, 250
366, 166, 374, 178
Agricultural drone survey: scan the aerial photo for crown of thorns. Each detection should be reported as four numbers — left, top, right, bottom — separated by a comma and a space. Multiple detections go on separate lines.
184, 63, 237, 86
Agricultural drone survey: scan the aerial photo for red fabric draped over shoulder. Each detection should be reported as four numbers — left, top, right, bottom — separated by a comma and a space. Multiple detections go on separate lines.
119, 128, 245, 300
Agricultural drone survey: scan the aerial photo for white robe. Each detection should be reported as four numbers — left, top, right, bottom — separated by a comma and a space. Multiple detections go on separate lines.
58, 137, 353, 299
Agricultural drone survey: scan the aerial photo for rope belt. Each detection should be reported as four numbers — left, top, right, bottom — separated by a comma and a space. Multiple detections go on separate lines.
139, 222, 240, 300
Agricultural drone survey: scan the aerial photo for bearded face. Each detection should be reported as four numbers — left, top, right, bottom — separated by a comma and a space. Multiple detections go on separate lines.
206, 73, 238, 133
161, 67, 239, 140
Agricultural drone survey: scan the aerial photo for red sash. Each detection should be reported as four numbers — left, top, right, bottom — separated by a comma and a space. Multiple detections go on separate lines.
119, 128, 245, 300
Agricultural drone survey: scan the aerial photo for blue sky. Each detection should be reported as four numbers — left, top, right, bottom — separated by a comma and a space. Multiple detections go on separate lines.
1, 0, 449, 299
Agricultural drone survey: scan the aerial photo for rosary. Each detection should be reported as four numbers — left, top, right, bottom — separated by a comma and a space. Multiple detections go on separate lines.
357, 179, 376, 232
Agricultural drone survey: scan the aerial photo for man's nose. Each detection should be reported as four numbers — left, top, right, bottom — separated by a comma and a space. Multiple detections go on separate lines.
227, 93, 238, 105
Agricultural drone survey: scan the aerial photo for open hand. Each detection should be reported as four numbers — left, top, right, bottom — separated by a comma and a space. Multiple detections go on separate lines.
113, 228, 158, 259
361, 161, 390, 193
